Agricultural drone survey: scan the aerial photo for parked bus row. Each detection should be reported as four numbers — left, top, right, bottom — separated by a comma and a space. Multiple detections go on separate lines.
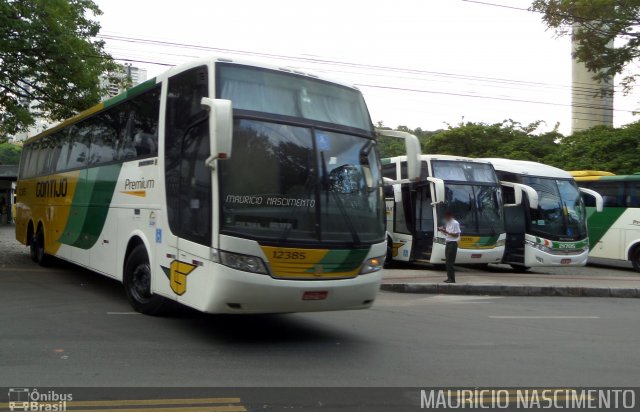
381, 156, 631, 272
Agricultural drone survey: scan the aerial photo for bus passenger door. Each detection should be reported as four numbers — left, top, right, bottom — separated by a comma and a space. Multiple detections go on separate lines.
412, 184, 434, 261
162, 65, 213, 309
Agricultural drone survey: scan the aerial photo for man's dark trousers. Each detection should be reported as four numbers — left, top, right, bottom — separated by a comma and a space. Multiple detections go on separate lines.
445, 241, 458, 282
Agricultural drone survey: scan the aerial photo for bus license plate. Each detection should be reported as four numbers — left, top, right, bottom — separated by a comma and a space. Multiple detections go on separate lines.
561, 258, 571, 264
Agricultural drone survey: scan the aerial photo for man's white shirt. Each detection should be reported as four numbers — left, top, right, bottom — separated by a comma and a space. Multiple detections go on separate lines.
445, 219, 461, 242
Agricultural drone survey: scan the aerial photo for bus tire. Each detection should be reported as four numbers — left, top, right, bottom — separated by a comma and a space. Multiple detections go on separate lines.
510, 264, 530, 273
631, 246, 640, 273
31, 225, 52, 266
123, 245, 167, 315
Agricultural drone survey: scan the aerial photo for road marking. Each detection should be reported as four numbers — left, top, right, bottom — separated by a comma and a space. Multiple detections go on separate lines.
0, 398, 245, 410
489, 315, 600, 319
106, 311, 141, 315
60, 407, 244, 412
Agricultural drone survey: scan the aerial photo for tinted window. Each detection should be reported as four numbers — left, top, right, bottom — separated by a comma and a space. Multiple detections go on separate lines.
218, 64, 372, 132
165, 66, 211, 244
382, 163, 397, 180
120, 86, 161, 160
590, 181, 625, 207
89, 113, 118, 165
627, 182, 640, 208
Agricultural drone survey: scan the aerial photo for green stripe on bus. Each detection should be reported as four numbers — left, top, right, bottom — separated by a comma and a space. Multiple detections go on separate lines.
307, 248, 369, 273
59, 164, 122, 249
585, 207, 626, 250
103, 78, 157, 108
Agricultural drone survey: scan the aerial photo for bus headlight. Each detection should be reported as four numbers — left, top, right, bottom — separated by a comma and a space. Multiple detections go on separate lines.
526, 240, 552, 253
360, 256, 385, 274
496, 239, 506, 247
218, 250, 269, 274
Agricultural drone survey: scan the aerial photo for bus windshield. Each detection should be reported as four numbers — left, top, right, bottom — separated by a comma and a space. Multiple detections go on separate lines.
441, 184, 504, 236
432, 160, 503, 235
219, 119, 384, 244
217, 63, 373, 132
521, 176, 587, 239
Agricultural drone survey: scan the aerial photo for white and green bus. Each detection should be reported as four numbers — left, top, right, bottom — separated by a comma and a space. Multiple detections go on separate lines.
484, 159, 603, 270
15, 57, 421, 315
382, 155, 507, 265
570, 171, 640, 272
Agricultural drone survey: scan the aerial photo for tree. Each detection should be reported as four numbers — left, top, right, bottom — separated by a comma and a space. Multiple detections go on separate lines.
423, 120, 560, 161
549, 122, 640, 174
531, 0, 640, 93
0, 142, 21, 164
0, 0, 119, 139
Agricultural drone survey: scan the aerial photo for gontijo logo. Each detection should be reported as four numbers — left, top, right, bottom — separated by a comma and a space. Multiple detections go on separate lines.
8, 388, 72, 411
35, 178, 68, 198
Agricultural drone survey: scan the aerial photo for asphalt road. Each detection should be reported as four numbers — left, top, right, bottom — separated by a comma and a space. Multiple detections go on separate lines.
1, 254, 640, 389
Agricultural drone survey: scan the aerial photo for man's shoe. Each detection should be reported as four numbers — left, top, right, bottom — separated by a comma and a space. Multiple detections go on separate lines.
444, 279, 455, 283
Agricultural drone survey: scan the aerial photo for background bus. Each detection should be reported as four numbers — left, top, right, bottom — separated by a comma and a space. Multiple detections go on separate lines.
484, 159, 602, 270
570, 171, 640, 272
383, 155, 506, 265
15, 57, 421, 315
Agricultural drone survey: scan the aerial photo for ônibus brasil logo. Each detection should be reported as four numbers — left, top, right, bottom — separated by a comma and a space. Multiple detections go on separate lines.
8, 388, 72, 411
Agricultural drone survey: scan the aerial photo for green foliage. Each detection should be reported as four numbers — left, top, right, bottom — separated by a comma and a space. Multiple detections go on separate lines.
375, 121, 441, 159
376, 119, 640, 175
423, 120, 560, 162
0, 142, 21, 165
548, 123, 640, 174
531, 0, 640, 93
0, 0, 119, 139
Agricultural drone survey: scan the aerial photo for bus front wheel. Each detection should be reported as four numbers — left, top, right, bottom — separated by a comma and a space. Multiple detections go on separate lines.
124, 245, 167, 315
631, 247, 640, 273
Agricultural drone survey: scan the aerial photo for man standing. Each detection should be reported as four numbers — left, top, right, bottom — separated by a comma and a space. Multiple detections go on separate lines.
438, 211, 461, 283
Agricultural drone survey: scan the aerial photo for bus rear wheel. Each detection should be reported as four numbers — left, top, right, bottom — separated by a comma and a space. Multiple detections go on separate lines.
631, 247, 640, 273
30, 226, 51, 266
123, 245, 167, 315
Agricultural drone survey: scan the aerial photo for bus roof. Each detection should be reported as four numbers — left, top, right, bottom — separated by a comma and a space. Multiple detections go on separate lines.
571, 173, 640, 182
381, 154, 492, 165
481, 158, 573, 179
23, 56, 357, 146
568, 170, 615, 178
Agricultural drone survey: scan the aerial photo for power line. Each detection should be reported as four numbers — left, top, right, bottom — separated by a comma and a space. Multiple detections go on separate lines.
98, 33, 621, 91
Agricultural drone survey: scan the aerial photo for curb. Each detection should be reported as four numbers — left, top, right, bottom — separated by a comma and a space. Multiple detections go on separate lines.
380, 283, 640, 298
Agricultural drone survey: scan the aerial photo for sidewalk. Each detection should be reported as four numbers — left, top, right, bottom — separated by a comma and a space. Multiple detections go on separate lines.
382, 264, 640, 298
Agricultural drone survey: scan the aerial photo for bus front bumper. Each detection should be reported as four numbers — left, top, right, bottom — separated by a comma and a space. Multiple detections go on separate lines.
431, 243, 505, 265
198, 265, 383, 314
524, 244, 589, 267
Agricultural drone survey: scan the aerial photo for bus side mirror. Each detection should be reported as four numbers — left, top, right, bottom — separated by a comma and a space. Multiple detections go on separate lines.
517, 183, 539, 210
202, 98, 233, 168
579, 187, 604, 212
500, 181, 523, 206
375, 129, 422, 180
427, 177, 445, 204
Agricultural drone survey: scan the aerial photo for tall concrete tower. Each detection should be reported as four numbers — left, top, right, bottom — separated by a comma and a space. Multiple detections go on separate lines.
571, 24, 614, 133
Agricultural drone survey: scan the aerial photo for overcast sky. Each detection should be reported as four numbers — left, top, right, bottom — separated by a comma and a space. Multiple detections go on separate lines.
95, 0, 639, 135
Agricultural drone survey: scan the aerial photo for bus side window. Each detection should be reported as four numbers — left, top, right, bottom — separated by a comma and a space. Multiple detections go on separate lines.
67, 124, 90, 170
627, 182, 640, 207
55, 131, 72, 172
89, 113, 117, 165
591, 182, 624, 207
382, 163, 397, 180
130, 86, 161, 158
